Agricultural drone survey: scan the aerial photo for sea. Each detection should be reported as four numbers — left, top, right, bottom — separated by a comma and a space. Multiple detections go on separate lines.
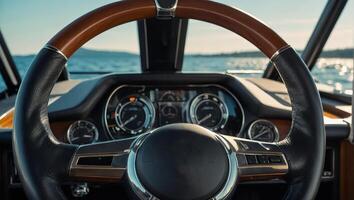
0, 54, 352, 95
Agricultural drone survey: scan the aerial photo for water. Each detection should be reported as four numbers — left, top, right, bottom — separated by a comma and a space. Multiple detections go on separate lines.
0, 54, 352, 95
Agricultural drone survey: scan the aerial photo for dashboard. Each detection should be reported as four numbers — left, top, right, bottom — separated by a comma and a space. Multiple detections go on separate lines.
8, 73, 349, 146
0, 73, 351, 200
43, 74, 302, 146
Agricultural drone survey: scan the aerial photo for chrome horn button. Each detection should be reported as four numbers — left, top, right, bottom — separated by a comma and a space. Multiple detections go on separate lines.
127, 123, 238, 200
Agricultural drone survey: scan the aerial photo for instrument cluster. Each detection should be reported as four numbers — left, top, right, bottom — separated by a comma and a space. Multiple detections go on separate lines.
64, 85, 282, 145
103, 85, 244, 140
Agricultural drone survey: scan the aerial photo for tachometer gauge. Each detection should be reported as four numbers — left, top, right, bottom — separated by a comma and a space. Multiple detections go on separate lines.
67, 120, 98, 145
105, 95, 155, 138
248, 120, 279, 142
189, 93, 228, 131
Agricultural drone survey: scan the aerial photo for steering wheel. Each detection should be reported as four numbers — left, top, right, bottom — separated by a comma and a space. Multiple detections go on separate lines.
13, 0, 325, 199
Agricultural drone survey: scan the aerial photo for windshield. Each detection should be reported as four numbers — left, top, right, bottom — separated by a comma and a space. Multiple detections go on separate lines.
0, 0, 352, 94
0, 0, 140, 82
183, 0, 353, 95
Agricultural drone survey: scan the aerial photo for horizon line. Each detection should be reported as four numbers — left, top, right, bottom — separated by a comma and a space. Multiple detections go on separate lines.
13, 47, 354, 57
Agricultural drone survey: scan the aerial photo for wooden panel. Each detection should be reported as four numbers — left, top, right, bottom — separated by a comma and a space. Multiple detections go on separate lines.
340, 141, 354, 200
268, 119, 291, 140
0, 109, 14, 129
50, 121, 73, 143
323, 111, 339, 119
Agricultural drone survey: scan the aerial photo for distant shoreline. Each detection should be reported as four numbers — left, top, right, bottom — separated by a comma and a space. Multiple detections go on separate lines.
14, 48, 353, 59
188, 48, 354, 58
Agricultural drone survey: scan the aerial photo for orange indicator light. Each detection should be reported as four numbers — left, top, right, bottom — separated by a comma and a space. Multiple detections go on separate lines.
129, 96, 137, 103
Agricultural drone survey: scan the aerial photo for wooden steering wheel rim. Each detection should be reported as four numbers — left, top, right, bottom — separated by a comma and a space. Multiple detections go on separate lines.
48, 0, 288, 59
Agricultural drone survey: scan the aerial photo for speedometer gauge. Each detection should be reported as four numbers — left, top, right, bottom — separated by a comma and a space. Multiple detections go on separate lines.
105, 94, 155, 139
67, 120, 98, 145
189, 93, 228, 131
248, 120, 279, 142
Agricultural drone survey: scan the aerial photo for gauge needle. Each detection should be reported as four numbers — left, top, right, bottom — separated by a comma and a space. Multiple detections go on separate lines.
123, 115, 137, 126
198, 113, 212, 124
253, 127, 270, 139
70, 137, 80, 141
82, 134, 93, 138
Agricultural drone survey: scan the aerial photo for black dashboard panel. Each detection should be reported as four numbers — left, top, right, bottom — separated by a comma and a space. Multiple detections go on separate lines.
45, 73, 350, 144
47, 73, 292, 122
103, 85, 244, 140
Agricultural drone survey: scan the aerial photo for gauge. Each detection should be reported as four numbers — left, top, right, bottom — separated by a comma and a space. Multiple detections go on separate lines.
113, 95, 155, 136
159, 103, 181, 125
189, 93, 228, 131
67, 120, 98, 145
161, 103, 178, 118
248, 120, 279, 142
160, 91, 177, 102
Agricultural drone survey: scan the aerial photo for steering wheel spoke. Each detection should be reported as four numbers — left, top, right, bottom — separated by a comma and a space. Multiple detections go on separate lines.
69, 137, 136, 182
221, 135, 289, 182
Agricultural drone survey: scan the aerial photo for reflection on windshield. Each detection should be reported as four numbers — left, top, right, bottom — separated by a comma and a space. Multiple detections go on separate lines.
183, 53, 353, 95
312, 58, 353, 95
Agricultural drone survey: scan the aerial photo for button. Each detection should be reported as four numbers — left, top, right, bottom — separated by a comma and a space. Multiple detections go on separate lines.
245, 155, 257, 165
112, 154, 129, 168
268, 155, 283, 164
77, 156, 113, 166
236, 154, 248, 166
256, 155, 269, 164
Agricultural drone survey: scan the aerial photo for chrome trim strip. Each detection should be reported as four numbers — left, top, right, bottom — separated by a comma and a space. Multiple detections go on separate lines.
44, 44, 68, 60
270, 45, 291, 61
154, 0, 178, 19
214, 134, 238, 199
126, 134, 156, 199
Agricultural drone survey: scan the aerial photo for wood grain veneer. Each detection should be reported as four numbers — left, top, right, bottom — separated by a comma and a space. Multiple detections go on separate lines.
0, 109, 14, 129
268, 119, 292, 141
340, 141, 354, 200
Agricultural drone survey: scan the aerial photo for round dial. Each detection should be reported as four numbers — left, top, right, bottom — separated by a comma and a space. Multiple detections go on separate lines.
67, 120, 98, 145
160, 91, 177, 102
248, 120, 279, 142
161, 104, 178, 118
114, 95, 155, 136
189, 93, 228, 131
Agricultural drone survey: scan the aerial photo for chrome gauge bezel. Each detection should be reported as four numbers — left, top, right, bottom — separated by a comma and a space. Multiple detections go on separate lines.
189, 93, 229, 131
114, 96, 155, 135
104, 86, 156, 139
67, 120, 99, 145
247, 119, 280, 143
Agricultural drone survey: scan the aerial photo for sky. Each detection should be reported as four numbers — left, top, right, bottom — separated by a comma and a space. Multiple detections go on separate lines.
0, 0, 353, 55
